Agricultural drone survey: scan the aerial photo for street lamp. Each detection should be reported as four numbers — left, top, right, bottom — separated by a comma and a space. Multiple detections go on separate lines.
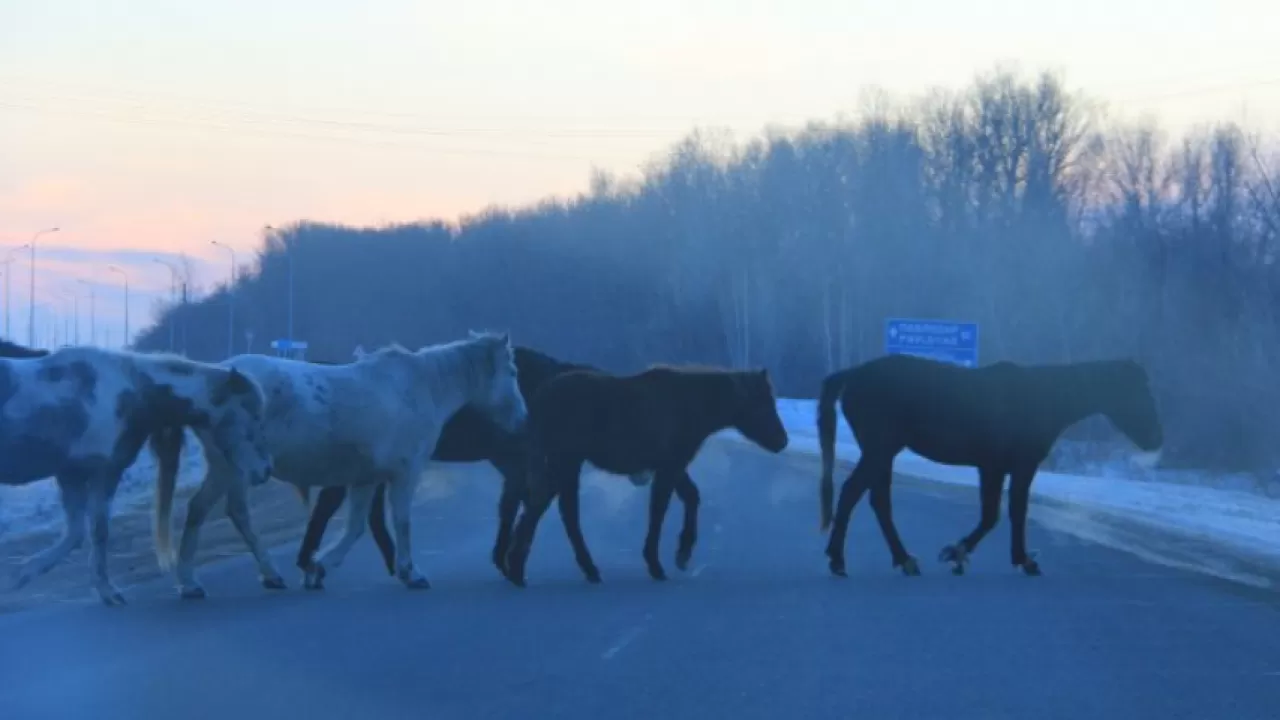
28, 226, 59, 346
57, 289, 75, 346
77, 279, 96, 346
210, 240, 236, 358
153, 257, 179, 352
2, 243, 27, 339
107, 265, 129, 349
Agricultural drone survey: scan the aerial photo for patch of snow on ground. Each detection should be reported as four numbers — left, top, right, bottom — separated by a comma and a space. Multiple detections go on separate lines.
0, 429, 209, 541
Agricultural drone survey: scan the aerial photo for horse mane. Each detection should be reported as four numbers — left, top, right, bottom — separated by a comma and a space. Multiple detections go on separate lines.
642, 363, 738, 376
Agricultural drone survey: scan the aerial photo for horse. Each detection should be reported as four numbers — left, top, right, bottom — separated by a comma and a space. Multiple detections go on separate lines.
0, 342, 273, 605
150, 331, 529, 598
817, 354, 1164, 579
0, 338, 48, 359
288, 345, 655, 582
502, 365, 790, 588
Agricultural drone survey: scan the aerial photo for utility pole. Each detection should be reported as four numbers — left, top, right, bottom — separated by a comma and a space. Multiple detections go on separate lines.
107, 265, 129, 348
211, 240, 236, 358
27, 227, 59, 346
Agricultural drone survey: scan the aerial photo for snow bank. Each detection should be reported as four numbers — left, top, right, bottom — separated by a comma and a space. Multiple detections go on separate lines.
771, 398, 1280, 573
0, 429, 209, 540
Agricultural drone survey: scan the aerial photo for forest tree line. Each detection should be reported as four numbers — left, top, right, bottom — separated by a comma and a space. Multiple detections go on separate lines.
133, 68, 1280, 475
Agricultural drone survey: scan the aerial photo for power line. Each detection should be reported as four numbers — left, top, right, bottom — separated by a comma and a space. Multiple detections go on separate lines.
0, 73, 711, 138
0, 100, 615, 161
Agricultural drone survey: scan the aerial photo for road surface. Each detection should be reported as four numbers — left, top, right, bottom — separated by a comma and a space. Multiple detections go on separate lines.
1, 440, 1278, 720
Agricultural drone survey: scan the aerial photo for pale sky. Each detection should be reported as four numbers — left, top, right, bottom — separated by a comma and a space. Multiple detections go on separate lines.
1, 0, 1277, 348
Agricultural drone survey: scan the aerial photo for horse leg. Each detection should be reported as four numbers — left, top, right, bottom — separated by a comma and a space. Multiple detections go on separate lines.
556, 470, 600, 584
174, 469, 230, 599
223, 477, 287, 591
824, 458, 875, 577
503, 462, 562, 588
387, 471, 430, 590
672, 471, 700, 572
307, 484, 377, 590
85, 470, 126, 606
367, 483, 396, 576
11, 474, 89, 590
297, 486, 346, 574
938, 468, 1004, 575
865, 470, 919, 576
642, 471, 677, 581
1008, 466, 1041, 576
490, 455, 525, 576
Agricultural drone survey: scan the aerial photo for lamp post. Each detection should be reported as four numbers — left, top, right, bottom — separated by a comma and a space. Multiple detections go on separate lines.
211, 240, 236, 358
153, 257, 179, 352
2, 244, 27, 339
28, 227, 59, 346
77, 279, 96, 346
107, 265, 129, 348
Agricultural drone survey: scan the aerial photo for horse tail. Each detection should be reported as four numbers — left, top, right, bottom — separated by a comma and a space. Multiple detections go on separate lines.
818, 368, 852, 532
150, 425, 186, 571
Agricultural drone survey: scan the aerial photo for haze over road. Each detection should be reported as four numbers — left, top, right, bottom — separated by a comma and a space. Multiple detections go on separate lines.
1, 440, 1278, 720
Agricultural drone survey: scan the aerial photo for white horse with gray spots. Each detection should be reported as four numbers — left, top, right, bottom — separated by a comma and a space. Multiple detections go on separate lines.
151, 331, 528, 598
0, 345, 273, 605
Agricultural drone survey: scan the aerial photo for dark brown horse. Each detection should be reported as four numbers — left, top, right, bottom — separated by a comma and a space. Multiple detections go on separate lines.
502, 365, 790, 588
287, 345, 603, 580
817, 354, 1164, 578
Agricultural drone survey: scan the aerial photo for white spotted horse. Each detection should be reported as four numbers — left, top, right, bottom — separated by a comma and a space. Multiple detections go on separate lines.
0, 339, 272, 605
817, 354, 1164, 579
151, 331, 529, 598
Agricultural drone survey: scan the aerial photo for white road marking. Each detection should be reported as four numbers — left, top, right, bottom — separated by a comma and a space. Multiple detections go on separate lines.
601, 614, 653, 660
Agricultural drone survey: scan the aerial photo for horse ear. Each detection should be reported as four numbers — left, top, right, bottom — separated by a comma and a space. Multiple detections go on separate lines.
500, 332, 510, 347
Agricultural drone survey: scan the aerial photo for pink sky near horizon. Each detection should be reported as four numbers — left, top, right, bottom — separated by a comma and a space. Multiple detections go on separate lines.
2, 0, 1277, 349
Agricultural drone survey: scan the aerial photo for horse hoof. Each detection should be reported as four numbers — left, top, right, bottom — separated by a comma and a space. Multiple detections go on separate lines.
98, 587, 128, 606
897, 557, 922, 576
828, 559, 848, 578
179, 585, 207, 600
938, 543, 968, 563
1018, 552, 1042, 576
304, 564, 327, 591
675, 551, 692, 572
404, 577, 431, 590
951, 564, 966, 576
648, 567, 668, 582
262, 575, 288, 591
506, 573, 527, 588
583, 566, 602, 584
1015, 551, 1042, 576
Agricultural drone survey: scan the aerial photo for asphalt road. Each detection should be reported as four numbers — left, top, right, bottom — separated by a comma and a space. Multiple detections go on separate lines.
2, 440, 1279, 720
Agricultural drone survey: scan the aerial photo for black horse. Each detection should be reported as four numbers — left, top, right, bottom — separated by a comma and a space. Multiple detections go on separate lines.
0, 338, 48, 358
817, 354, 1164, 578
291, 345, 605, 580
502, 365, 790, 588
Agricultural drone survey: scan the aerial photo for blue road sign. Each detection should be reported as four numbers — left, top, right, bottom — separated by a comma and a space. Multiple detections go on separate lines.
884, 318, 979, 368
